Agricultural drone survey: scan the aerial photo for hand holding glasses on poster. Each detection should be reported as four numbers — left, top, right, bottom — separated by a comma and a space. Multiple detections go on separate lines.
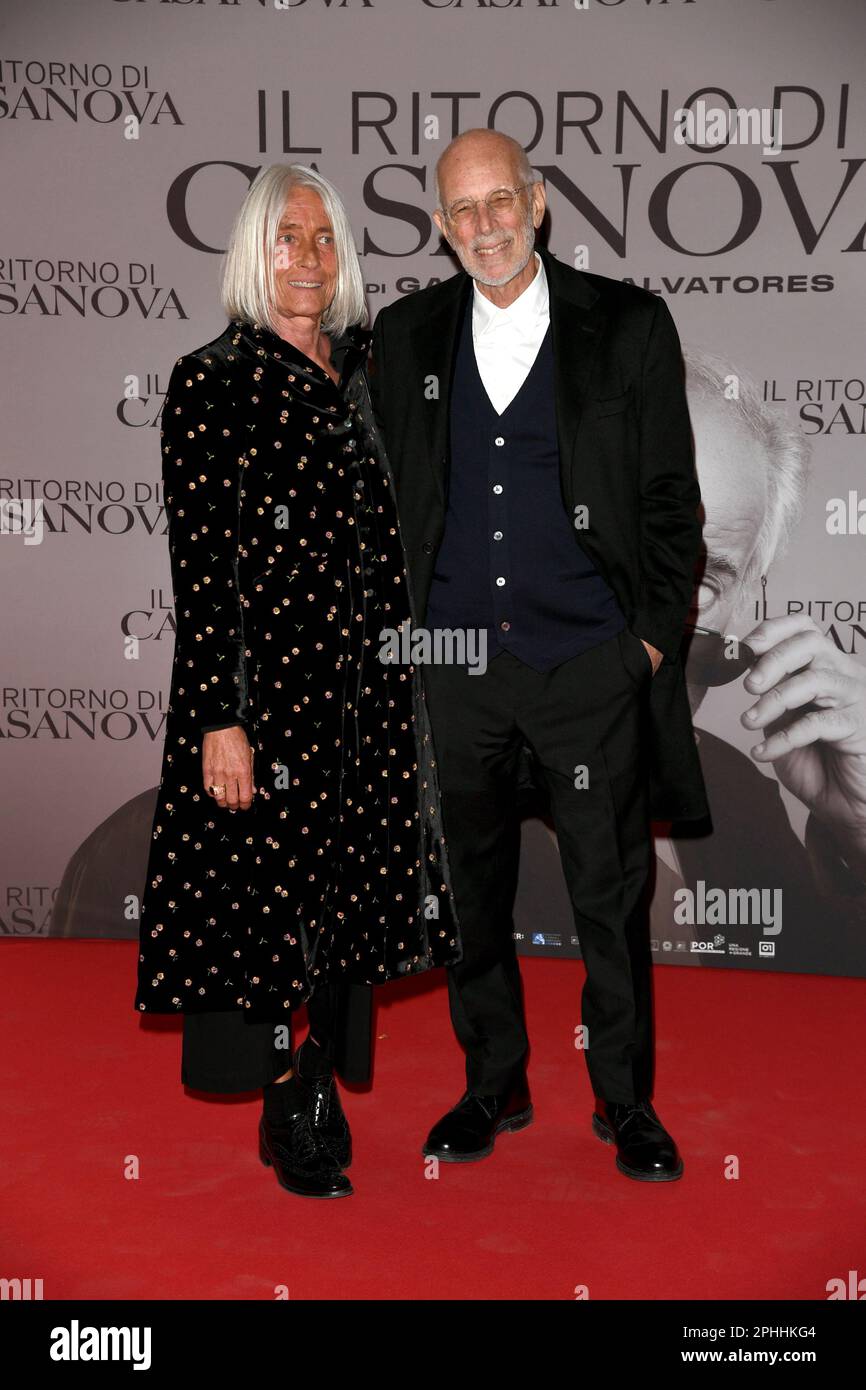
691, 578, 866, 884
683, 573, 766, 687
684, 574, 828, 703
683, 624, 757, 686
686, 572, 866, 768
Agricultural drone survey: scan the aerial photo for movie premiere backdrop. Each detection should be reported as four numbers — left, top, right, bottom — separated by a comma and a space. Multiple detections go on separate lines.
2, 0, 865, 980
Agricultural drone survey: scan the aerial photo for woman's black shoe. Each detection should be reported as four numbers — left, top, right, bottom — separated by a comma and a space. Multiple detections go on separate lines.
293, 1045, 352, 1169
259, 1112, 353, 1198
259, 1067, 352, 1199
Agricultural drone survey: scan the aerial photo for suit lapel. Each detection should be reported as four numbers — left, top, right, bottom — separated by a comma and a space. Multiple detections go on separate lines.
410, 270, 471, 505
540, 246, 607, 514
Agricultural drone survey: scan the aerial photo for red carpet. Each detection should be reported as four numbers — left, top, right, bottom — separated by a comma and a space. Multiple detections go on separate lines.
2, 940, 863, 1300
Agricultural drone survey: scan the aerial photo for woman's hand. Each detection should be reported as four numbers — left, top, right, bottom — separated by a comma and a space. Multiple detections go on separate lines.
203, 727, 256, 810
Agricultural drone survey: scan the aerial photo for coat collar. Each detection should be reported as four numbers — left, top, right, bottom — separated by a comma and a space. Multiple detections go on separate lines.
232, 317, 371, 391
410, 244, 606, 509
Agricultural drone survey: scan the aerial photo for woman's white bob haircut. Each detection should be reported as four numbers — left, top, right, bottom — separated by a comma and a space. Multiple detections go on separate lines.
220, 163, 368, 338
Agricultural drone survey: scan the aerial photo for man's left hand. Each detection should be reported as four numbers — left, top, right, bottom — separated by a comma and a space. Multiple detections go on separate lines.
638, 638, 663, 675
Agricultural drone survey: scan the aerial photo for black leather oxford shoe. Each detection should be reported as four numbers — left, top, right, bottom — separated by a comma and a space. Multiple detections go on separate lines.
422, 1082, 533, 1163
592, 1097, 683, 1182
292, 1046, 352, 1170
259, 1109, 353, 1199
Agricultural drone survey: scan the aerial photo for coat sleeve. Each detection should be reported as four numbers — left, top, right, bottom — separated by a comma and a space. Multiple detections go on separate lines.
368, 309, 389, 446
631, 296, 704, 664
160, 353, 249, 734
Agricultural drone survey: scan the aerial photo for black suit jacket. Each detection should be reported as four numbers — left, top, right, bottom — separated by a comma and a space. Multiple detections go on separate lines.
368, 244, 711, 822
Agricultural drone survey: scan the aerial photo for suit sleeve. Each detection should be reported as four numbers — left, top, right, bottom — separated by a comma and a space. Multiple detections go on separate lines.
631, 296, 703, 664
160, 354, 249, 734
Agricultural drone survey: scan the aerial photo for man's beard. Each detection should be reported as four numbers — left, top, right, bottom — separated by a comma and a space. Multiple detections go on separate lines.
453, 204, 536, 287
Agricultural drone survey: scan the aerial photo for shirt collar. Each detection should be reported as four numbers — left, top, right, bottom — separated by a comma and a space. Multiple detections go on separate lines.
472, 250, 547, 339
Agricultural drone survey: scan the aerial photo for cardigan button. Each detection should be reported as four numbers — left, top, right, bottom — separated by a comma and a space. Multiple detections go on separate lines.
422, 541, 434, 554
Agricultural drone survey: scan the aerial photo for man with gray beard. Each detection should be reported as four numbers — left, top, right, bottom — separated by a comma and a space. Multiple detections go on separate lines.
370, 128, 709, 1182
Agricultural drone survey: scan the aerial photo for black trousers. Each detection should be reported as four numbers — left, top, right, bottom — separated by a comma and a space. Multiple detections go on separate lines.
422, 627, 655, 1105
181, 980, 373, 1093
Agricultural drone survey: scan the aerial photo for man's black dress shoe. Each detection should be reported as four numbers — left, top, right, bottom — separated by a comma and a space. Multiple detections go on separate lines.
293, 1045, 352, 1170
422, 1083, 533, 1163
592, 1097, 683, 1182
259, 1101, 353, 1199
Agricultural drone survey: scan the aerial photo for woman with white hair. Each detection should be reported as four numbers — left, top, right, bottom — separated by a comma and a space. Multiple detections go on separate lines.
135, 164, 461, 1199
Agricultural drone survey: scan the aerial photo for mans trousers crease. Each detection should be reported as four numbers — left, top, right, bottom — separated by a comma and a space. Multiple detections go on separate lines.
423, 629, 655, 1105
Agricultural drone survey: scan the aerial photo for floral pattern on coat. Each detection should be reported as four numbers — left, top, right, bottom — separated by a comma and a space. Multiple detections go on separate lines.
135, 318, 461, 1021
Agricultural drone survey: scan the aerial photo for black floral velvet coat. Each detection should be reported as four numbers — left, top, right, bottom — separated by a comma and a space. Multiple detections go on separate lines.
135, 318, 461, 1023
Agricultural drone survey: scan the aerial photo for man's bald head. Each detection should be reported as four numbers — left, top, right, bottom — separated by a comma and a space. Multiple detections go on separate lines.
433, 128, 535, 211
431, 129, 546, 295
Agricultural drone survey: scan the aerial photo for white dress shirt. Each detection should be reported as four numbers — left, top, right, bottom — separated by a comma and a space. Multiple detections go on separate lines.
471, 250, 549, 415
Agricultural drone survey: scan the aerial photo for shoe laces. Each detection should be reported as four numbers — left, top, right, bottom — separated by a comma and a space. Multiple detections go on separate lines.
311, 1083, 332, 1128
270, 1111, 319, 1164
609, 1099, 652, 1129
469, 1093, 499, 1121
